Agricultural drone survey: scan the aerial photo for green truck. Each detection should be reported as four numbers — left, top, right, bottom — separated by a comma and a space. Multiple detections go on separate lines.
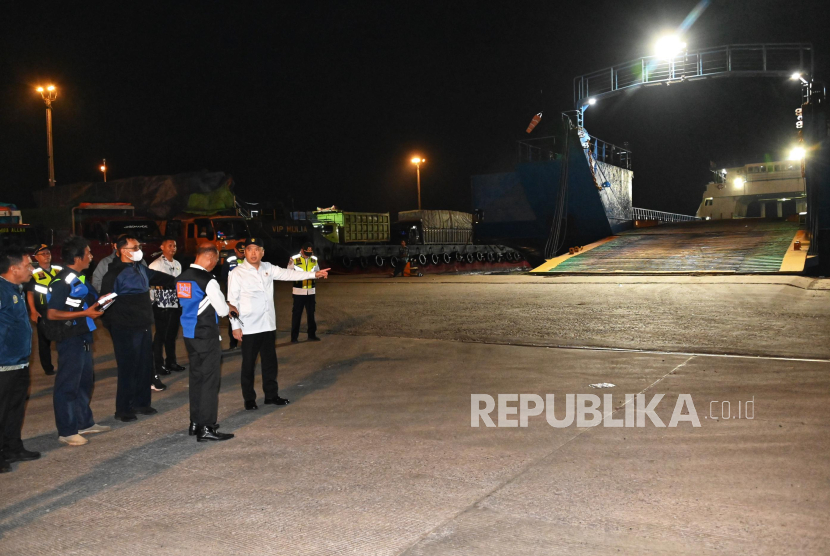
313, 209, 390, 244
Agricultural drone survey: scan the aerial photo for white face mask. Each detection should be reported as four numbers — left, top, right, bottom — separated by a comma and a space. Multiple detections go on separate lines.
130, 249, 144, 262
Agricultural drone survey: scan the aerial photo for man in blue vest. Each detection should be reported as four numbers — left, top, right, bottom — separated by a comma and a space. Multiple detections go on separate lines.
46, 237, 110, 446
288, 242, 320, 343
177, 243, 235, 441
0, 247, 40, 472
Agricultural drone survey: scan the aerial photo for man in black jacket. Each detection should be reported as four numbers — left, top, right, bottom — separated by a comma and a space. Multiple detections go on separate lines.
100, 236, 176, 422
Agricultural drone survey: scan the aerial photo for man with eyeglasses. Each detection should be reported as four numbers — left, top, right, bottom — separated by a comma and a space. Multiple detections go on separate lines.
100, 236, 176, 422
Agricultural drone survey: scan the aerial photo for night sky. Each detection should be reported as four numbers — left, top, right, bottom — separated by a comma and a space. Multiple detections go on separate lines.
2, 0, 827, 218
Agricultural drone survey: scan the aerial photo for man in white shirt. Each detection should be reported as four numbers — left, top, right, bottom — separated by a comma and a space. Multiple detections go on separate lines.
227, 237, 329, 410
149, 238, 184, 376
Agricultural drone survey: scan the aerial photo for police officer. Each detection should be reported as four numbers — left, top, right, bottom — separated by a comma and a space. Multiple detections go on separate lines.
221, 241, 246, 350
288, 242, 320, 343
227, 237, 329, 410
25, 244, 62, 375
46, 237, 111, 446
0, 247, 40, 472
177, 243, 234, 441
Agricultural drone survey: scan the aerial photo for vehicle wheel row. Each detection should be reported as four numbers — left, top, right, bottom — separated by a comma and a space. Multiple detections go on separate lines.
338, 250, 523, 269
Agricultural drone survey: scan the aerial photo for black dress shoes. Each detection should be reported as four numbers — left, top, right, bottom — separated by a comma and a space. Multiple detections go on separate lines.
134, 406, 158, 415
196, 425, 234, 442
3, 448, 41, 463
189, 422, 219, 436
167, 363, 186, 372
244, 400, 258, 410
44, 368, 56, 376
290, 338, 299, 343
308, 336, 321, 341
157, 366, 172, 376
0, 458, 10, 473
264, 396, 291, 406
114, 412, 138, 422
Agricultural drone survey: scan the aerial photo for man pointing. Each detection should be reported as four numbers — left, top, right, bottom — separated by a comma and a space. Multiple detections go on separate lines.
227, 237, 329, 410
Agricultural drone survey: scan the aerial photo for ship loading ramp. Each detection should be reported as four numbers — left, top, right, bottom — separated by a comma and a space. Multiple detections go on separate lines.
532, 219, 810, 274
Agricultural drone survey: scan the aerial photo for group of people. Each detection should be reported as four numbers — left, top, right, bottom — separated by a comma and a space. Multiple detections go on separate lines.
0, 235, 328, 473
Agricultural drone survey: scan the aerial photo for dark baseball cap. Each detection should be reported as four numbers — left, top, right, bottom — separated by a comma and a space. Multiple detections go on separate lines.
243, 237, 265, 248
235, 241, 246, 252
32, 244, 51, 255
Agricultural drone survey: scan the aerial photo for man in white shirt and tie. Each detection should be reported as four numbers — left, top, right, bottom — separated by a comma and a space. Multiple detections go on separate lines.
226, 237, 329, 410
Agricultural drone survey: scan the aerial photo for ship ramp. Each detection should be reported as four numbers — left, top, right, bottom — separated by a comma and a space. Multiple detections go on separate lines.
532, 219, 809, 274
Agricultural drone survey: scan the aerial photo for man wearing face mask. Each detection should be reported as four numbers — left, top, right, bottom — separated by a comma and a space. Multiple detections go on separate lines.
100, 236, 177, 422
92, 236, 146, 293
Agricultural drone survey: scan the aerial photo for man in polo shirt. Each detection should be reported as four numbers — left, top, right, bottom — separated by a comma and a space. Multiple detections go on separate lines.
226, 237, 329, 410
0, 247, 40, 472
25, 244, 62, 375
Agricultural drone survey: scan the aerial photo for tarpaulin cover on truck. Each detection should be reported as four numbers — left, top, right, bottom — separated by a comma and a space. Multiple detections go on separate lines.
33, 171, 234, 220
397, 210, 473, 230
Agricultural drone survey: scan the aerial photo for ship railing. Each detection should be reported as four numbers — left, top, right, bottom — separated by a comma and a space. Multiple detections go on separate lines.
633, 207, 701, 223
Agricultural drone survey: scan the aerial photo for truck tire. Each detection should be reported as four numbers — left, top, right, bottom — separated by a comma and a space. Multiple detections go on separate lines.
454, 251, 464, 262
341, 256, 352, 268
418, 253, 427, 266
476, 251, 485, 262
486, 252, 495, 263
374, 255, 384, 267
443, 252, 452, 264
430, 253, 440, 266
359, 257, 369, 269
466, 252, 475, 264
390, 256, 399, 268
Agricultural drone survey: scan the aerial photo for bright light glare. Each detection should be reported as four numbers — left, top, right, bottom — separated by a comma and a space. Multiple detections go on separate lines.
788, 147, 806, 161
733, 177, 744, 188
100, 166, 106, 172
47, 85, 55, 91
791, 72, 801, 80
655, 35, 686, 59
411, 157, 423, 164
588, 98, 597, 105
36, 87, 44, 92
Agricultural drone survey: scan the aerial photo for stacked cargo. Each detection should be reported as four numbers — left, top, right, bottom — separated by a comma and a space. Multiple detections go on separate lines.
397, 210, 473, 244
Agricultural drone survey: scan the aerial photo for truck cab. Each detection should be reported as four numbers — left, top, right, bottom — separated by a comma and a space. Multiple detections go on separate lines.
72, 203, 164, 263
163, 214, 250, 263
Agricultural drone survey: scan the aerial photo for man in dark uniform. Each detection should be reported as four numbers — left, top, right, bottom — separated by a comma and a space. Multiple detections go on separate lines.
0, 247, 40, 472
220, 241, 245, 350
25, 244, 62, 375
177, 243, 234, 441
46, 237, 110, 446
100, 235, 176, 422
288, 242, 320, 343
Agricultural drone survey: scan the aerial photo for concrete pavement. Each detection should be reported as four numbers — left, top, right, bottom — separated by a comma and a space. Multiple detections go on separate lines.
1, 275, 828, 555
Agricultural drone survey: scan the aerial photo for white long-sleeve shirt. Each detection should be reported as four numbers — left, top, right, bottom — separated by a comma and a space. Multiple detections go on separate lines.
226, 260, 316, 334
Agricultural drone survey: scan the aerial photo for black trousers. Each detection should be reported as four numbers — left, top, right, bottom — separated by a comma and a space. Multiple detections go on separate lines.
0, 366, 29, 454
291, 294, 316, 340
184, 337, 221, 426
240, 330, 279, 402
228, 320, 238, 348
54, 337, 95, 437
153, 306, 181, 369
111, 326, 153, 415
36, 317, 54, 373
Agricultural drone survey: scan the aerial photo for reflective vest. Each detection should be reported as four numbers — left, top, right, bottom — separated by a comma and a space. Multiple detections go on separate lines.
31, 265, 62, 314
292, 254, 317, 294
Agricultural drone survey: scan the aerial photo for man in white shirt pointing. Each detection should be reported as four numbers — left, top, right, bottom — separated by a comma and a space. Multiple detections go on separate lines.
227, 237, 329, 410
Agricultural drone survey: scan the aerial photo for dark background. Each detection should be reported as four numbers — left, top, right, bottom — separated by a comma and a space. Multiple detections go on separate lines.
1, 0, 826, 217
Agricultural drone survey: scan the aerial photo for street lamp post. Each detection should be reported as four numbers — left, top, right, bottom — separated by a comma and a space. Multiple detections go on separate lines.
100, 159, 107, 182
411, 157, 425, 210
36, 85, 58, 187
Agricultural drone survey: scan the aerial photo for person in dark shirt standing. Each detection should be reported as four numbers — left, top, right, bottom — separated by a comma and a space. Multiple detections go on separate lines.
0, 247, 40, 472
100, 236, 176, 422
46, 237, 110, 447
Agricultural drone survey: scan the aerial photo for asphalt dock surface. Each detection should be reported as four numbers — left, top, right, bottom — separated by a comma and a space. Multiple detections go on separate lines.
1, 274, 829, 555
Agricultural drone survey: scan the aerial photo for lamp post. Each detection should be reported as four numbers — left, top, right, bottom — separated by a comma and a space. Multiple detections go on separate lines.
36, 85, 58, 187
411, 157, 425, 210
100, 159, 107, 182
